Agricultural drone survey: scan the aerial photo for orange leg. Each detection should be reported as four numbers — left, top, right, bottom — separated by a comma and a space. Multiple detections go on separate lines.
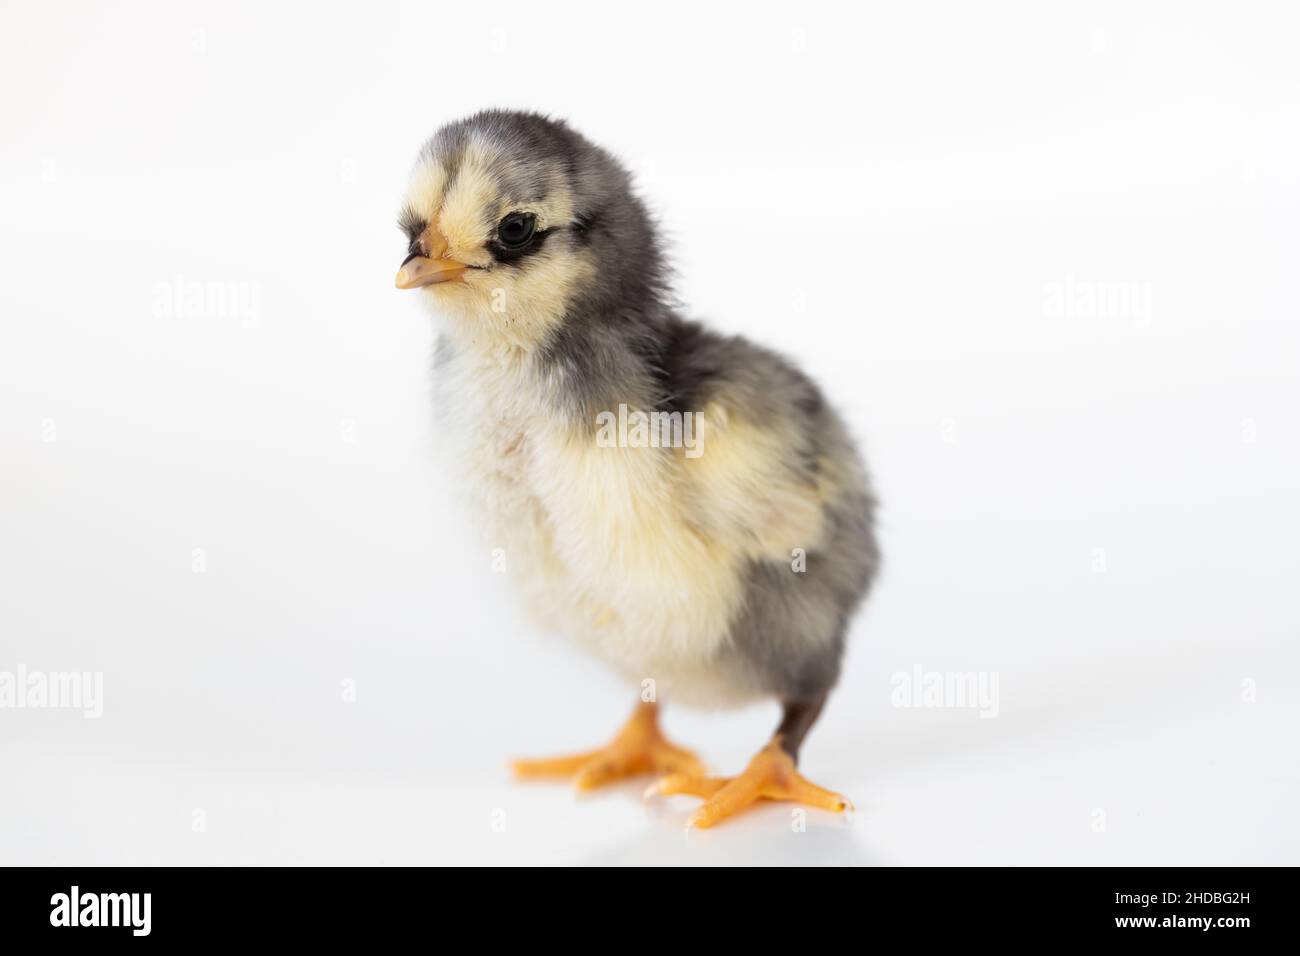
651, 735, 851, 829
512, 700, 704, 790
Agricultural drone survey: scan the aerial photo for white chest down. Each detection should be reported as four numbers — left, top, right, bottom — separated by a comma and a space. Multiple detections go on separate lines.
435, 354, 755, 705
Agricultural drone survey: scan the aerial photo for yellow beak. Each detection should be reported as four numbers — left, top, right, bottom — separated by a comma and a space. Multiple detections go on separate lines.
395, 256, 467, 289
395, 222, 467, 289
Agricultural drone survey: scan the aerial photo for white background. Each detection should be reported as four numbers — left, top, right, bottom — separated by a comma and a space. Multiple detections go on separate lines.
2, 0, 1297, 865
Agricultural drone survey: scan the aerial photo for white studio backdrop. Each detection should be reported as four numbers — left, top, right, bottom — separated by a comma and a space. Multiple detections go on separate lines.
1, 1, 1297, 864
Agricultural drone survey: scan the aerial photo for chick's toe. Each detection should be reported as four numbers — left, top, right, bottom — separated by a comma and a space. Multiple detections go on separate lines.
512, 701, 703, 791
651, 740, 851, 829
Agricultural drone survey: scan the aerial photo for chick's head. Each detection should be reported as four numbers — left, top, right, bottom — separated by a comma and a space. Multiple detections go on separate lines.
396, 110, 665, 350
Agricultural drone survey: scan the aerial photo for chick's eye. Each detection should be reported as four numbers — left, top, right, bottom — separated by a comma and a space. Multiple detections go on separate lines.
497, 212, 536, 249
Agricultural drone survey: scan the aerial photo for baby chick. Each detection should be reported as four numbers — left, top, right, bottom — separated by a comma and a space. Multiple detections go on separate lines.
396, 111, 879, 828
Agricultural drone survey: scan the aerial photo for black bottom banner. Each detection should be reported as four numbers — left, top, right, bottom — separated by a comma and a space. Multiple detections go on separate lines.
0, 865, 1284, 944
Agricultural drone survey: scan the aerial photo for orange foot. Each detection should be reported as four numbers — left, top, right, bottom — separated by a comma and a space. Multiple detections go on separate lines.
651, 739, 852, 828
512, 701, 704, 790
